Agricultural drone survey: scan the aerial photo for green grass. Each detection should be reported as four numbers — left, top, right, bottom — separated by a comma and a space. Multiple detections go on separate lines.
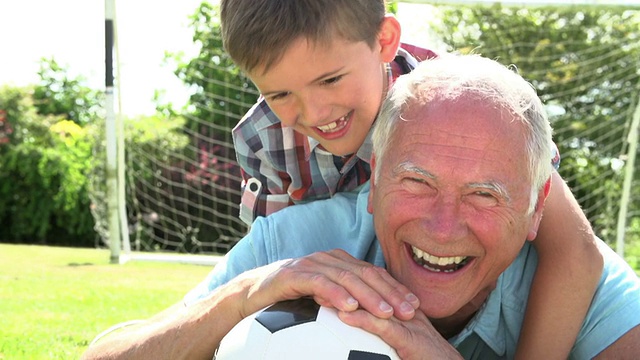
0, 244, 213, 360
1, 243, 637, 360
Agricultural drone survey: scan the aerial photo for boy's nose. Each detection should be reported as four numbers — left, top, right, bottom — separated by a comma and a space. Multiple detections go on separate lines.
299, 96, 331, 127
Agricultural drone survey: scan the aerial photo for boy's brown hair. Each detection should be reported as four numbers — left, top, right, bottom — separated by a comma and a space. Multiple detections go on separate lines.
220, 0, 387, 74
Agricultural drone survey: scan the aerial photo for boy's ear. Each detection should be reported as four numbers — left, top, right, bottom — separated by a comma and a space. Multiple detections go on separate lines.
378, 15, 402, 63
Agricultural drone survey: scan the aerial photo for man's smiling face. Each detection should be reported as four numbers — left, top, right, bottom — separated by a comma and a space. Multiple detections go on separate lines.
368, 95, 546, 320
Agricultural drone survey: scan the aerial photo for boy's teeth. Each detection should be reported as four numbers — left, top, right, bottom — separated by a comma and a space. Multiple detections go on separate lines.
411, 246, 467, 266
317, 122, 338, 132
317, 115, 347, 133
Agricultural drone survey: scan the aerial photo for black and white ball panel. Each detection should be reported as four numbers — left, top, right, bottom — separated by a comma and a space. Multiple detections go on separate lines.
215, 298, 399, 360
256, 298, 320, 333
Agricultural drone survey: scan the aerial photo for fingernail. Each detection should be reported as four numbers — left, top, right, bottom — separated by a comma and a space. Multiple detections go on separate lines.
379, 301, 393, 313
400, 301, 415, 314
346, 297, 358, 308
405, 293, 419, 306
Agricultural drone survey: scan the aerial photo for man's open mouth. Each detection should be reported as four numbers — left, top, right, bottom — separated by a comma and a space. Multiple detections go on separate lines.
411, 245, 470, 273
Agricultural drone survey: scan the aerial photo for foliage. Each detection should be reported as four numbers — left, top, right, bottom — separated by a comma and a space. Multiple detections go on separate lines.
32, 57, 103, 125
87, 112, 191, 246
124, 114, 190, 163
0, 109, 12, 145
428, 4, 640, 245
387, 0, 398, 14
87, 111, 244, 254
625, 217, 640, 270
0, 86, 95, 245
172, 2, 258, 132
129, 1, 250, 253
120, 112, 243, 253
169, 1, 254, 192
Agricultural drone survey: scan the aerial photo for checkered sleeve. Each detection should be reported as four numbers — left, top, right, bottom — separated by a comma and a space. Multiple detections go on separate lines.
233, 101, 294, 225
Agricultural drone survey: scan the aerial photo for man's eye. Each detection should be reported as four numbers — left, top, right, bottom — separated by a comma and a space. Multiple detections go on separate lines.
409, 177, 427, 184
402, 177, 433, 193
469, 191, 499, 206
475, 191, 493, 197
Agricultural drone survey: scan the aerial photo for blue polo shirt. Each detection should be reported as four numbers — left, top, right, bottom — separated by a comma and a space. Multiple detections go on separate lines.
184, 182, 640, 359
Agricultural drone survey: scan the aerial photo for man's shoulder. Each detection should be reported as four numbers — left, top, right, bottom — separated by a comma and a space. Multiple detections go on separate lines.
254, 183, 376, 259
500, 240, 640, 358
264, 183, 370, 230
500, 239, 640, 303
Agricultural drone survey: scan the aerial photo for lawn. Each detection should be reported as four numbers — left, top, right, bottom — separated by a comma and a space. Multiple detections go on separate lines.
0, 244, 213, 360
1, 242, 638, 360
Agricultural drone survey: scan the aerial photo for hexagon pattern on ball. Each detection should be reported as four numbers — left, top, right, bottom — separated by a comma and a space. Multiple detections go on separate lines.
215, 298, 400, 360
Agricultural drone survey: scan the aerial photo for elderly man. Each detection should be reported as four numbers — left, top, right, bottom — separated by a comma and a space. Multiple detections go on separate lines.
82, 54, 640, 360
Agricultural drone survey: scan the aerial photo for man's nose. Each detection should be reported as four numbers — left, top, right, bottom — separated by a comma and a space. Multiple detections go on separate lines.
424, 199, 467, 244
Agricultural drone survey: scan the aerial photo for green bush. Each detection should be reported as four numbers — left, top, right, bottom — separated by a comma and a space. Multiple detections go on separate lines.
625, 217, 640, 272
0, 86, 96, 245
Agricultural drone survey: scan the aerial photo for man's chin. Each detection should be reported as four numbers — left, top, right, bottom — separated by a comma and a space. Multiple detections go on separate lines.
419, 297, 467, 319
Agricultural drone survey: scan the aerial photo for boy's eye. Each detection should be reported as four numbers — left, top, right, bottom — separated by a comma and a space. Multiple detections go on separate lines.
267, 92, 290, 102
320, 75, 343, 86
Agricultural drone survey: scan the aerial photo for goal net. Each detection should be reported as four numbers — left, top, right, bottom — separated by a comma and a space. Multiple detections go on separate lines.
89, 1, 640, 266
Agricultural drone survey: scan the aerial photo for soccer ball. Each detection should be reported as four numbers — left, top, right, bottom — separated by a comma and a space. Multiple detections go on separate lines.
215, 297, 400, 360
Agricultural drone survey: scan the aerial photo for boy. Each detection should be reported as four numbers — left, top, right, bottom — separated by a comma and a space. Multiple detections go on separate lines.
222, 0, 602, 358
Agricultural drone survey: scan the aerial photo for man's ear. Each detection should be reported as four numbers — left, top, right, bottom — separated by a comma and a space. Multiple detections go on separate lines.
378, 15, 402, 63
367, 155, 378, 214
527, 177, 552, 241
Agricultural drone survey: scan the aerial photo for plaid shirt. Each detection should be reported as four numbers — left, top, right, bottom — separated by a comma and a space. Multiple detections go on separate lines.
233, 44, 437, 225
233, 44, 560, 225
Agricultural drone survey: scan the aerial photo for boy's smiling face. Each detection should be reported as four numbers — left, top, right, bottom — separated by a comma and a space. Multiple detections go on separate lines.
247, 17, 401, 157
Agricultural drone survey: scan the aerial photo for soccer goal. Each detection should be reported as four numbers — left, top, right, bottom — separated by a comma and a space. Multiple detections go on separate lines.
90, 1, 640, 265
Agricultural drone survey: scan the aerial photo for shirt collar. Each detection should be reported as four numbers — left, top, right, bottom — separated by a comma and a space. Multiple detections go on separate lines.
255, 97, 281, 130
355, 130, 374, 163
448, 282, 507, 356
310, 130, 373, 164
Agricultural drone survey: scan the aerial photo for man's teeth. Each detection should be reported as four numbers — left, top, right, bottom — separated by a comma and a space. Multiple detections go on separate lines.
411, 246, 468, 272
317, 115, 348, 133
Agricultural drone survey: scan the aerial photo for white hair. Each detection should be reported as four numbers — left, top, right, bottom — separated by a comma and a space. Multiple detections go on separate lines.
372, 54, 553, 213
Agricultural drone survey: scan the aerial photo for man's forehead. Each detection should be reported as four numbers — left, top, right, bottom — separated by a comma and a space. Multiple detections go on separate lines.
385, 98, 531, 190
395, 96, 525, 146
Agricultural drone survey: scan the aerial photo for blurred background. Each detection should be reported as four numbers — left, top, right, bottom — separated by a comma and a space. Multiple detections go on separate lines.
0, 0, 639, 269
1, 2, 639, 357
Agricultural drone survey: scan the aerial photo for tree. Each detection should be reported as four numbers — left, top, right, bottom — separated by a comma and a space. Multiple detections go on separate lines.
429, 4, 640, 243
32, 57, 103, 125
0, 85, 95, 245
172, 2, 258, 132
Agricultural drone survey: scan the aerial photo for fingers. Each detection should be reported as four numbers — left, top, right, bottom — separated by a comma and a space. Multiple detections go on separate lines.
264, 249, 419, 320
339, 310, 463, 360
